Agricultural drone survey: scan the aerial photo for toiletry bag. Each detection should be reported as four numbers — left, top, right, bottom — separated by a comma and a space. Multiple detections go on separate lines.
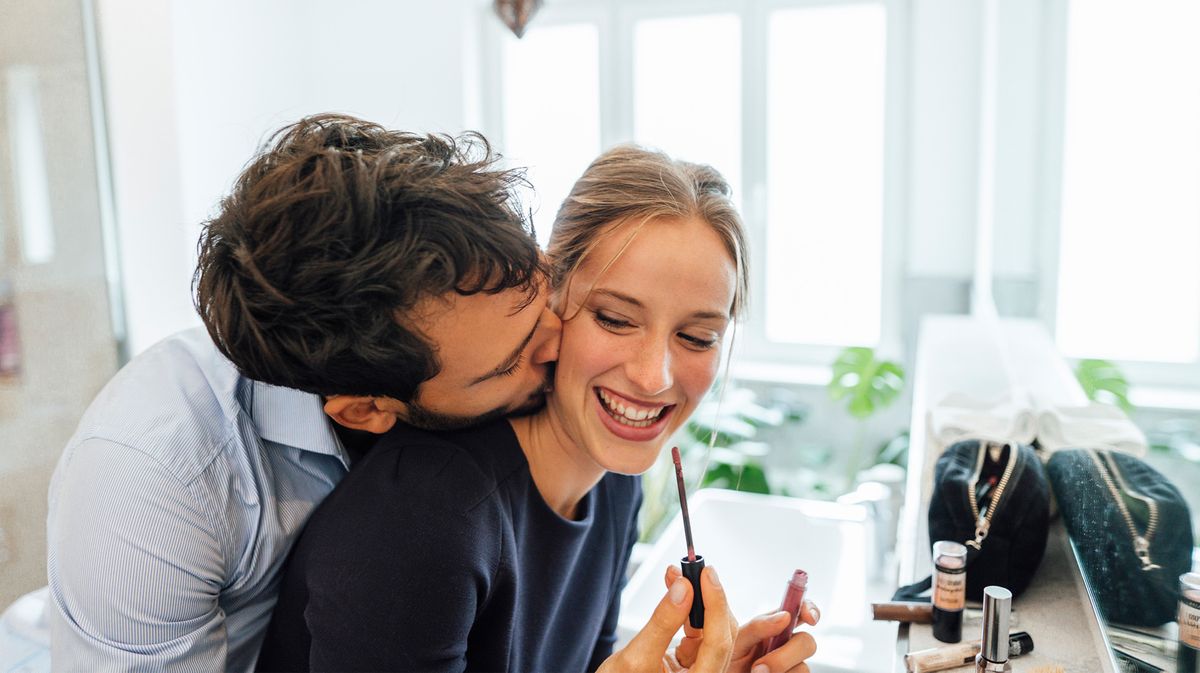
1046, 448, 1193, 627
893, 440, 1051, 602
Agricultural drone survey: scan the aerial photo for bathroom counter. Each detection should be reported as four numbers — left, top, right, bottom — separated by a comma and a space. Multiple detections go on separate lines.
894, 315, 1117, 673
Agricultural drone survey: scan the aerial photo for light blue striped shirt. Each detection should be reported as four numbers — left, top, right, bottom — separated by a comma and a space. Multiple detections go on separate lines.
47, 328, 350, 672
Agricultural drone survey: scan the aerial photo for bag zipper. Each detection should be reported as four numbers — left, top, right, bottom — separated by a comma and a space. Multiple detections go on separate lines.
965, 441, 1018, 550
1086, 449, 1161, 571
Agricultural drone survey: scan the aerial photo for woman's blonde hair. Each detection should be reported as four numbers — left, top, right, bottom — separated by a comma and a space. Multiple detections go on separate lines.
546, 144, 748, 319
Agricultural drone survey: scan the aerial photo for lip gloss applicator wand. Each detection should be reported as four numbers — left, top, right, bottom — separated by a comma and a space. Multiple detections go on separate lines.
672, 446, 705, 628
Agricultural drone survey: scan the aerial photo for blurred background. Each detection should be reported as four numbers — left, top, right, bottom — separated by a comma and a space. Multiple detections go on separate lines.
0, 0, 1197, 632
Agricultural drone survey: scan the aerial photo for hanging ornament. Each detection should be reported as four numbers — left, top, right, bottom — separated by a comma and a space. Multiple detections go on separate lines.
494, 0, 543, 39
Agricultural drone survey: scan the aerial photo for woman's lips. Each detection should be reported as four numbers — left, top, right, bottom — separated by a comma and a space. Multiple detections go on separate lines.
593, 387, 675, 442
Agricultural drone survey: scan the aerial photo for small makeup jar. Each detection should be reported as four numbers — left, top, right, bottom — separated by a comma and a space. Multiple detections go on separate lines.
932, 541, 968, 643
1180, 572, 1200, 673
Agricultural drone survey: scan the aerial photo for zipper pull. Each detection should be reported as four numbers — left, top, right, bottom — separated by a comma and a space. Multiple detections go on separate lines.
967, 515, 990, 550
1133, 537, 1161, 572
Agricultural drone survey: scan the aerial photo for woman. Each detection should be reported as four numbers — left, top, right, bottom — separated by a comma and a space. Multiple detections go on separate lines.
257, 146, 818, 673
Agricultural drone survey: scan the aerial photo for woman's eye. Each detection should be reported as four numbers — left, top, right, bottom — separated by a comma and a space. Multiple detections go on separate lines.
680, 333, 719, 350
594, 310, 633, 330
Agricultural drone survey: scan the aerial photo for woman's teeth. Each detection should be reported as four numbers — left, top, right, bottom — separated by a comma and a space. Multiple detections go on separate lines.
598, 388, 666, 428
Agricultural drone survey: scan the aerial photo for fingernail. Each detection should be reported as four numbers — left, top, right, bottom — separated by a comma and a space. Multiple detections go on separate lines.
708, 566, 721, 587
812, 605, 821, 624
669, 577, 688, 605
752, 665, 770, 673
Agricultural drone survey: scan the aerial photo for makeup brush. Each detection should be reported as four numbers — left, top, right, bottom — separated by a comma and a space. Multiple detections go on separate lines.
671, 446, 705, 628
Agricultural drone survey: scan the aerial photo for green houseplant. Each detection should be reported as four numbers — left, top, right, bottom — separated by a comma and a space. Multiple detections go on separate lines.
1075, 358, 1134, 413
827, 346, 906, 487
637, 384, 807, 542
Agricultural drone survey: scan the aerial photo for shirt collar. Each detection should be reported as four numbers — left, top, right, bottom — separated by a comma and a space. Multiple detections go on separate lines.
246, 379, 349, 466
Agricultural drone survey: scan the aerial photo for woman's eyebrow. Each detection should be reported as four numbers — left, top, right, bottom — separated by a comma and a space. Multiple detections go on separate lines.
592, 288, 729, 321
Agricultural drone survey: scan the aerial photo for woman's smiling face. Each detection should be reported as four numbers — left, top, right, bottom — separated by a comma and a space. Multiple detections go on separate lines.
548, 215, 738, 476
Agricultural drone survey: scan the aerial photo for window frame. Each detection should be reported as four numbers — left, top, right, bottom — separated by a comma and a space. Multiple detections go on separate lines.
479, 0, 911, 375
1036, 0, 1200, 392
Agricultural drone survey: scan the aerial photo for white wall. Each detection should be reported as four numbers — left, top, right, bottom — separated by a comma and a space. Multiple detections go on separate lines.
905, 0, 1048, 285
97, 0, 475, 356
906, 0, 982, 280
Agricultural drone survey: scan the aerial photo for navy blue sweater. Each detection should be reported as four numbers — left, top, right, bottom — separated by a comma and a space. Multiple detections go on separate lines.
256, 419, 642, 673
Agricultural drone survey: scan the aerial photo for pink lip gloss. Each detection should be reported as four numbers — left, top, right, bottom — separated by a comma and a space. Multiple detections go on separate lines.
761, 569, 809, 654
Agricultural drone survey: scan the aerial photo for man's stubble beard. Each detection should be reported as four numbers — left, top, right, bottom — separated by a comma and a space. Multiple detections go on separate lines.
402, 365, 554, 432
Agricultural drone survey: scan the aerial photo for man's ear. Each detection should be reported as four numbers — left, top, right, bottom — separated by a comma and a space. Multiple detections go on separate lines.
322, 395, 398, 434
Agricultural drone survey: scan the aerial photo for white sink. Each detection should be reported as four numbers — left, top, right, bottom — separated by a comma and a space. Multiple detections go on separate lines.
618, 489, 897, 673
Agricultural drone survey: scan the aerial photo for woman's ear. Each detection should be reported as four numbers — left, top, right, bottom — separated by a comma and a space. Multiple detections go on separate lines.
322, 395, 398, 434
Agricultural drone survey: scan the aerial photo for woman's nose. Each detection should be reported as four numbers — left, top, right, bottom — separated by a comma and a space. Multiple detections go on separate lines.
626, 338, 672, 396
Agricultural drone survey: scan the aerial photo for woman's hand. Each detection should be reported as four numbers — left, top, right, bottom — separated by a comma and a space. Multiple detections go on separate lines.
664, 566, 819, 673
598, 565, 737, 673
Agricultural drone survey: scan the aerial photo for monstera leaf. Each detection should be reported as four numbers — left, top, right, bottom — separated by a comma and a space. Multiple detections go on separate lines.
1075, 358, 1133, 413
828, 347, 905, 419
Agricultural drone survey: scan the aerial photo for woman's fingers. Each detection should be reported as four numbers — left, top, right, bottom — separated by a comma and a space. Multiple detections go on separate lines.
729, 610, 790, 660
686, 567, 738, 673
799, 599, 821, 626
598, 570, 693, 673
750, 631, 817, 673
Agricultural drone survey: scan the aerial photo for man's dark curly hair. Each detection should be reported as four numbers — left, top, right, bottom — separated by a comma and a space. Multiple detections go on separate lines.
194, 114, 542, 403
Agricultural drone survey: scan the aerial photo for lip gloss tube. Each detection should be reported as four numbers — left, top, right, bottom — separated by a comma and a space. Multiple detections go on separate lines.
761, 570, 808, 654
932, 541, 968, 643
1179, 572, 1200, 673
872, 601, 934, 623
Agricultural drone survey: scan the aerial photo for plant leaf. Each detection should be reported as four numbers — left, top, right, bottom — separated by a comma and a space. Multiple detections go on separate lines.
828, 347, 907, 419
1075, 359, 1134, 413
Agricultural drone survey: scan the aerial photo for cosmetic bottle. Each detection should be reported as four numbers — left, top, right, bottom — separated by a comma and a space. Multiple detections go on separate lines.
975, 585, 1012, 672
904, 632, 1033, 673
932, 540, 967, 643
1180, 572, 1200, 673
762, 570, 808, 654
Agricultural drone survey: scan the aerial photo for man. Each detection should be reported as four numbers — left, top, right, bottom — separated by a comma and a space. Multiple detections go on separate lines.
46, 115, 744, 673
46, 115, 565, 671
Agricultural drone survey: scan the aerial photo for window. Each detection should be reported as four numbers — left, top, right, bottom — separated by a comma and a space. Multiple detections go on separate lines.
633, 13, 742, 207
764, 4, 886, 347
485, 0, 901, 369
1052, 0, 1200, 381
498, 22, 602, 246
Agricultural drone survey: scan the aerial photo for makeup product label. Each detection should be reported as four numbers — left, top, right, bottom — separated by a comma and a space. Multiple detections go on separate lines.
933, 564, 966, 611
1181, 592, 1200, 650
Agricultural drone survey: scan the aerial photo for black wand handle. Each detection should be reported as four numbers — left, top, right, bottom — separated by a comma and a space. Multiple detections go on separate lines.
680, 555, 705, 628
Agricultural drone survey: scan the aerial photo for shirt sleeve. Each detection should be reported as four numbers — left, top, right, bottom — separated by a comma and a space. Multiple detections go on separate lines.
47, 437, 229, 673
587, 482, 644, 673
298, 470, 500, 673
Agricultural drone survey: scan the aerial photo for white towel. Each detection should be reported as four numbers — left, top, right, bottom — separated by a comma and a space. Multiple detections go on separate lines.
1036, 403, 1148, 457
927, 391, 1038, 451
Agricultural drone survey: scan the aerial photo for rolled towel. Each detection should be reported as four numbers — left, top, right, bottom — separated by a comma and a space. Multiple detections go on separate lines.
1036, 403, 1148, 457
928, 391, 1038, 451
